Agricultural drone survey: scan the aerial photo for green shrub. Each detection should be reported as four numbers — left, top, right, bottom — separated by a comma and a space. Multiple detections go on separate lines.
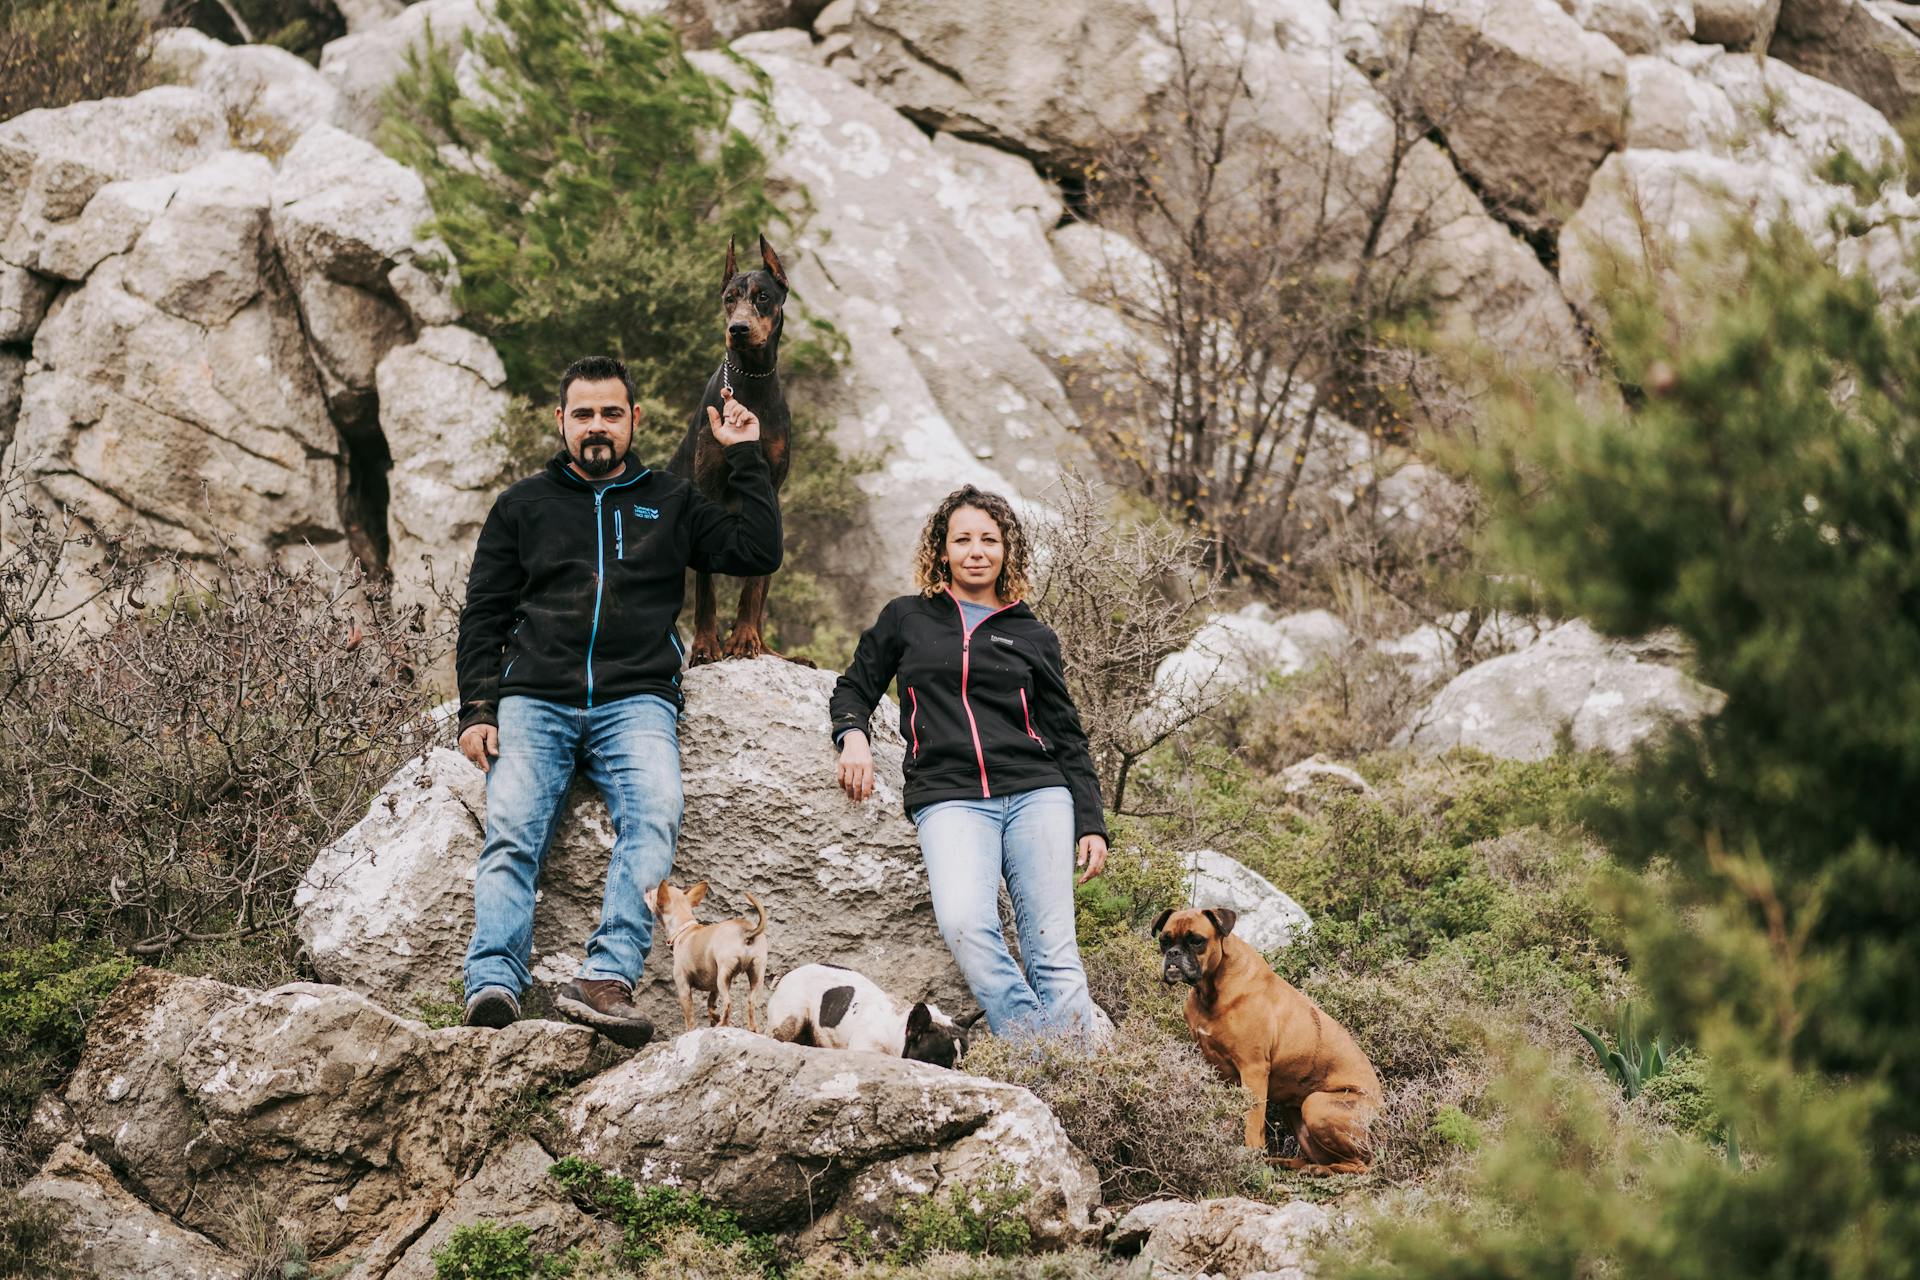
547, 1157, 779, 1277
0, 943, 133, 1181
0, 1191, 80, 1279
1323, 218, 1920, 1278
886, 1167, 1032, 1265
433, 1222, 575, 1280
1636, 1049, 1721, 1145
0, 0, 157, 122
963, 1022, 1260, 1205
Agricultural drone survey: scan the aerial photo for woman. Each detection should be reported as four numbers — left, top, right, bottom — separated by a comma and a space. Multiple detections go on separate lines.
829, 486, 1108, 1038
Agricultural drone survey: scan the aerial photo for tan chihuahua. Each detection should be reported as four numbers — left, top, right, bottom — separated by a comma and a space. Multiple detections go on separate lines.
652, 881, 770, 1033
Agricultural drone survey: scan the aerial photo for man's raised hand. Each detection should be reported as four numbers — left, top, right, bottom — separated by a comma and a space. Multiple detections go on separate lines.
707, 387, 761, 446
460, 723, 500, 774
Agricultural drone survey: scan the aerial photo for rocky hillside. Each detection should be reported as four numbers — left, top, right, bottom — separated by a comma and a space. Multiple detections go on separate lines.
5, 0, 1915, 632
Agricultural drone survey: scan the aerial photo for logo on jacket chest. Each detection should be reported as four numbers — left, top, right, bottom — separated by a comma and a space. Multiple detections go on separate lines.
632, 505, 660, 520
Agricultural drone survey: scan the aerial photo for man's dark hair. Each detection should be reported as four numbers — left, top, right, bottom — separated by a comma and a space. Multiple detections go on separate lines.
558, 355, 635, 409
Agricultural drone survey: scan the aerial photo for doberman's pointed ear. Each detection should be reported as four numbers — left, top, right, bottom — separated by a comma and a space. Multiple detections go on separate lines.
759, 233, 788, 289
906, 1002, 933, 1037
957, 1008, 987, 1030
1203, 908, 1238, 939
1150, 909, 1174, 938
723, 235, 738, 288
689, 881, 710, 907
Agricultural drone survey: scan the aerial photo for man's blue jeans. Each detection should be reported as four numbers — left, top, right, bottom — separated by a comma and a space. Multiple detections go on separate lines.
464, 693, 681, 1000
913, 786, 1096, 1038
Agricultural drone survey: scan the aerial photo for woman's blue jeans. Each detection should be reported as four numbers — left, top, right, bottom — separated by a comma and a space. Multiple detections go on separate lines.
464, 693, 682, 1000
913, 786, 1097, 1038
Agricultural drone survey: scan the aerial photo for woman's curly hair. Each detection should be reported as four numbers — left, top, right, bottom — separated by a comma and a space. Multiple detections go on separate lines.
913, 485, 1033, 602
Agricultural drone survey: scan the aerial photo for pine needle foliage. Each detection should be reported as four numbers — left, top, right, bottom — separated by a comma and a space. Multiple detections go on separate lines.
1327, 223, 1920, 1277
381, 0, 783, 455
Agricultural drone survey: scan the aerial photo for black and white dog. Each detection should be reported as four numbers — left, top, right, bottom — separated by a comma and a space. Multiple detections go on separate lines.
766, 964, 983, 1068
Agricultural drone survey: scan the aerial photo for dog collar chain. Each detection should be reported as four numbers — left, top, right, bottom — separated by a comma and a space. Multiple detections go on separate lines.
667, 919, 699, 946
720, 356, 775, 396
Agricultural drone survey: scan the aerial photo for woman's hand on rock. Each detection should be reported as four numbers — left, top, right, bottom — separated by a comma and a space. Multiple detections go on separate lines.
460, 724, 500, 773
837, 731, 874, 801
1075, 833, 1108, 885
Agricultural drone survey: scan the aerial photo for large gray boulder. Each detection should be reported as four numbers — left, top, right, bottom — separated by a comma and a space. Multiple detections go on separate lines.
19, 1142, 245, 1280
55, 969, 602, 1265
376, 326, 511, 621
0, 87, 227, 276
563, 1026, 1105, 1248
1692, 0, 1782, 46
1772, 0, 1920, 124
297, 657, 970, 1024
149, 28, 341, 156
1111, 1197, 1330, 1280
1556, 0, 1697, 52
1342, 0, 1629, 233
1179, 850, 1314, 953
1398, 620, 1725, 759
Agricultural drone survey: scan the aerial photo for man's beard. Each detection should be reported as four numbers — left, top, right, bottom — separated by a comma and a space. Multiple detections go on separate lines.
573, 434, 625, 478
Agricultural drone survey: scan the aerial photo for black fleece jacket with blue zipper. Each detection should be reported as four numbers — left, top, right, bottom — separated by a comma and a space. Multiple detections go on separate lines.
828, 591, 1108, 840
456, 444, 781, 734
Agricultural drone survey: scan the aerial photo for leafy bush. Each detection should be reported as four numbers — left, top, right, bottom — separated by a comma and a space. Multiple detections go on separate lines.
791, 1250, 1127, 1280
963, 1023, 1260, 1206
0, 1191, 79, 1279
0, 0, 157, 122
1324, 220, 1920, 1276
0, 472, 443, 1181
434, 1222, 575, 1280
0, 943, 133, 1181
885, 1167, 1032, 1265
548, 1157, 779, 1277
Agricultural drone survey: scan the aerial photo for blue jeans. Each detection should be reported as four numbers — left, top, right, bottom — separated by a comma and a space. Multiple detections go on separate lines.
464, 693, 682, 1000
913, 786, 1096, 1038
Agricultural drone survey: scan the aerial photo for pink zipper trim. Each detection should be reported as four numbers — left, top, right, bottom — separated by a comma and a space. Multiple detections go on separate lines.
1020, 688, 1046, 749
946, 587, 1022, 799
908, 686, 921, 757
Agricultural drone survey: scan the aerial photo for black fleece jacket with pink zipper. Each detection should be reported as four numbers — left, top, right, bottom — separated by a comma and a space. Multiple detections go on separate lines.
828, 591, 1107, 840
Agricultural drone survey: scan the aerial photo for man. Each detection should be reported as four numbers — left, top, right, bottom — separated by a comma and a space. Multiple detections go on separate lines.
455, 354, 780, 1047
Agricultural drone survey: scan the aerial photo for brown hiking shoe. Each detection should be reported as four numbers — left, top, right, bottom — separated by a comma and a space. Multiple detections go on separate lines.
556, 977, 654, 1048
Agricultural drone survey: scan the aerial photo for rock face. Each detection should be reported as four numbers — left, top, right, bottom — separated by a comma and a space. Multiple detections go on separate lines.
298, 658, 969, 1023
1112, 1196, 1330, 1280
20, 1142, 245, 1280
1152, 606, 1354, 710
1772, 0, 1920, 124
1399, 620, 1726, 759
0, 82, 494, 636
692, 35, 1110, 611
1343, 0, 1629, 232
564, 1027, 1105, 1247
1179, 850, 1314, 953
50, 969, 603, 1266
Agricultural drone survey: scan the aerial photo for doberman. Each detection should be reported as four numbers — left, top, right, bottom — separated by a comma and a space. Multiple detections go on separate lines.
667, 234, 806, 665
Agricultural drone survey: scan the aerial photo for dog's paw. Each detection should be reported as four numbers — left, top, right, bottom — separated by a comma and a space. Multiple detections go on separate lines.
688, 637, 724, 666
721, 628, 769, 661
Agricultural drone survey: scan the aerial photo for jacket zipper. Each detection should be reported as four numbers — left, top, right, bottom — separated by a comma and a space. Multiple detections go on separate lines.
582, 468, 651, 708
946, 588, 1021, 799
908, 686, 920, 758
615, 508, 624, 559
1020, 688, 1046, 749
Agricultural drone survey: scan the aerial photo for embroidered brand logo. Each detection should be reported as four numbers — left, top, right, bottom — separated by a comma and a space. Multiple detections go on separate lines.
632, 505, 660, 520
990, 635, 1018, 648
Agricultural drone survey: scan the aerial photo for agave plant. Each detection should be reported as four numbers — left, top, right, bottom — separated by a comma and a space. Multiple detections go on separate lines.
1575, 1002, 1671, 1100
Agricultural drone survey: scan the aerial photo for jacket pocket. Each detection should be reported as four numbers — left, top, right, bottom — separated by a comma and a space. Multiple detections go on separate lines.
1019, 688, 1047, 750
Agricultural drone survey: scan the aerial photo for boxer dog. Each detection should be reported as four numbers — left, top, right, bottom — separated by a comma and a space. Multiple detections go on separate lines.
766, 963, 982, 1068
1154, 906, 1382, 1173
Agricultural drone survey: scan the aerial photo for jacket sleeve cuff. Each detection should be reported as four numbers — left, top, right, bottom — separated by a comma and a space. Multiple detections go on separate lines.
457, 702, 498, 735
723, 441, 767, 466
